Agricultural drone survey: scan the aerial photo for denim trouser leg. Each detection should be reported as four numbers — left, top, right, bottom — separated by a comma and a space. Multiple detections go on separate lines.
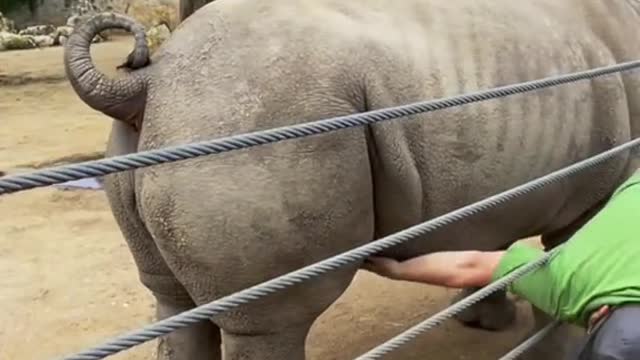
576, 305, 640, 360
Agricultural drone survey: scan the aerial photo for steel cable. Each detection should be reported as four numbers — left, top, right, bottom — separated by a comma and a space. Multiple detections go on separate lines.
497, 321, 561, 360
2, 60, 640, 196
58, 137, 640, 360
354, 251, 559, 359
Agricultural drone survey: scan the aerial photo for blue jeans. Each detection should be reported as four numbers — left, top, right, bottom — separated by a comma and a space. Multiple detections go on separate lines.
573, 305, 640, 360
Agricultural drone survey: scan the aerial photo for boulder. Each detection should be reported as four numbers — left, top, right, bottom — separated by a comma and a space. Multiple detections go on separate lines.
0, 4, 113, 52
56, 26, 74, 37
70, 0, 100, 17
128, 4, 178, 30
66, 14, 88, 28
146, 23, 171, 54
53, 26, 74, 46
0, 12, 15, 33
0, 32, 60, 51
19, 25, 56, 36
32, 35, 55, 48
0, 33, 37, 51
92, 34, 106, 43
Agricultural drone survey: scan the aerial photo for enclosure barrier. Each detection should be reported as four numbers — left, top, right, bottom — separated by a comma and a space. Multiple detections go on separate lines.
497, 321, 561, 360
1, 60, 640, 360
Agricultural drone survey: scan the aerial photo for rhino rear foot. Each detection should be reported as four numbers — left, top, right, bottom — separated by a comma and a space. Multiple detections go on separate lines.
451, 288, 517, 331
221, 323, 310, 360
154, 292, 222, 360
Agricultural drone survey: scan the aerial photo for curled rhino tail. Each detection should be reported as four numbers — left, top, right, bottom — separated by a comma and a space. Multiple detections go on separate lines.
63, 12, 150, 128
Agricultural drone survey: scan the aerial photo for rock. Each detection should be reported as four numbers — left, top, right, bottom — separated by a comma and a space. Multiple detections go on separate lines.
70, 0, 100, 17
0, 12, 15, 33
66, 14, 87, 28
32, 35, 55, 48
129, 4, 178, 30
66, 0, 99, 27
146, 23, 171, 54
92, 34, 106, 43
19, 25, 56, 37
0, 32, 37, 51
53, 26, 74, 46
0, 32, 57, 51
58, 16, 108, 45
56, 26, 74, 37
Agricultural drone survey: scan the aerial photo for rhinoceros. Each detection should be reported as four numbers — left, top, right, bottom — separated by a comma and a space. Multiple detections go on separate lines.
63, 0, 640, 359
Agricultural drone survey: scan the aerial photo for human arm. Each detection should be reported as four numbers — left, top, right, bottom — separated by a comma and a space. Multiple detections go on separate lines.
363, 244, 557, 316
362, 250, 506, 288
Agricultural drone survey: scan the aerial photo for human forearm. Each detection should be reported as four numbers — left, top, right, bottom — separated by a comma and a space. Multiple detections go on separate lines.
363, 250, 504, 288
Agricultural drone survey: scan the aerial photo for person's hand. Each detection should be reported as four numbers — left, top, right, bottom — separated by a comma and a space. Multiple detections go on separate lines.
362, 256, 405, 280
587, 305, 611, 333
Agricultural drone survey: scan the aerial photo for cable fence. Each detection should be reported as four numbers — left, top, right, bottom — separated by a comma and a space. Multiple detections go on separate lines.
55, 136, 640, 360
2, 60, 640, 195
1, 59, 638, 360
354, 251, 559, 360
497, 321, 561, 360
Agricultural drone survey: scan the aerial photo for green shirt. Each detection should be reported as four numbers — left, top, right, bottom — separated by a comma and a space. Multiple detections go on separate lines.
491, 171, 640, 327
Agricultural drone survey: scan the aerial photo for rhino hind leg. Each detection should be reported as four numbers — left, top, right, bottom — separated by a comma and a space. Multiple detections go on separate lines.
203, 265, 362, 360
104, 183, 223, 360
220, 325, 310, 360
154, 291, 222, 360
103, 122, 222, 360
450, 243, 516, 331
450, 288, 517, 331
105, 182, 223, 360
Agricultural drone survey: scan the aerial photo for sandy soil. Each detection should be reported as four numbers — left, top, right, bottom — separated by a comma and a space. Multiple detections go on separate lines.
0, 37, 538, 360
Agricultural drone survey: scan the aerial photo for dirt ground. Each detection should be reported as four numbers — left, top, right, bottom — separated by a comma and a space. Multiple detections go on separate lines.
0, 37, 539, 360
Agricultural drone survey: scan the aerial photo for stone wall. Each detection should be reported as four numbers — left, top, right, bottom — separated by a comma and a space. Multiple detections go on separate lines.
6, 0, 178, 29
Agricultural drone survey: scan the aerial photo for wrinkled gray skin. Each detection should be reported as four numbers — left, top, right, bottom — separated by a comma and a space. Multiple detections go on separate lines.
64, 1, 640, 359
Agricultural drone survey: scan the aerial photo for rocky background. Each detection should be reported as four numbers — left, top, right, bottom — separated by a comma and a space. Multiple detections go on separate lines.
0, 0, 174, 52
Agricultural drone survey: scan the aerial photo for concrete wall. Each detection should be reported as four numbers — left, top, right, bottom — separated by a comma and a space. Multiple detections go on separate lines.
6, 0, 178, 29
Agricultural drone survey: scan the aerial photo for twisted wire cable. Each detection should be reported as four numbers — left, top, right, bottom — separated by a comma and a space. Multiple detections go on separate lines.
497, 321, 561, 360
353, 251, 559, 359
3, 60, 640, 196
58, 137, 640, 360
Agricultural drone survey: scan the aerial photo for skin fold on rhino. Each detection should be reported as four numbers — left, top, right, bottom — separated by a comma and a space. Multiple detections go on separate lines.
64, 1, 640, 359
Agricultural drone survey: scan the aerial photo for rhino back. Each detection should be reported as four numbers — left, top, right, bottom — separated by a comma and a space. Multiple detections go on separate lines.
135, 0, 640, 261
356, 0, 640, 257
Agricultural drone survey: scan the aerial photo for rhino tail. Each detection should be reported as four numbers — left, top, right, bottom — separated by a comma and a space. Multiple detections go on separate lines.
63, 12, 150, 128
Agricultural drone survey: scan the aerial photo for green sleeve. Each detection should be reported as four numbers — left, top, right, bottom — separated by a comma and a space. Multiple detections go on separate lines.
491, 242, 559, 318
